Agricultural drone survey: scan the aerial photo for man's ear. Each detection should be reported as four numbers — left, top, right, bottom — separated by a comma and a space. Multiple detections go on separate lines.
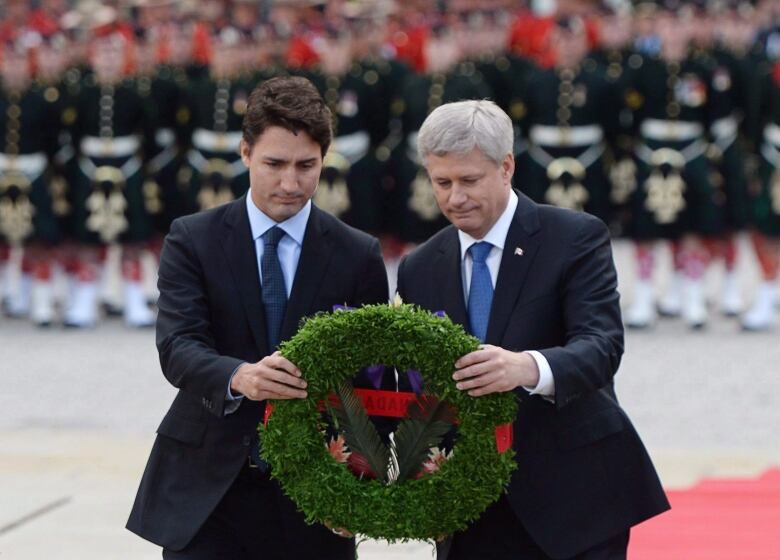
240, 138, 251, 168
502, 153, 515, 184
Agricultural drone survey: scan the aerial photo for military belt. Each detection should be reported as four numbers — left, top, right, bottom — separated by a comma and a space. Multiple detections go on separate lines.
763, 123, 780, 148
0, 152, 47, 180
148, 126, 178, 175
54, 142, 75, 166
187, 150, 247, 179
81, 135, 141, 159
192, 129, 242, 154
155, 128, 175, 148
529, 125, 604, 148
635, 140, 707, 167
711, 116, 738, 141
640, 119, 704, 142
78, 155, 142, 182
331, 131, 370, 165
406, 132, 421, 164
528, 142, 605, 171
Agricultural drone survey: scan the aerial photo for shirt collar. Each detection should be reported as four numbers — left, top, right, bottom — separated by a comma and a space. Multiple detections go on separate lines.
458, 190, 518, 261
245, 192, 311, 246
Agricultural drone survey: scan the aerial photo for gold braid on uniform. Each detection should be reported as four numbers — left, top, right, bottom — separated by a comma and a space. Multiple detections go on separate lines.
314, 73, 350, 217
544, 66, 589, 211
642, 61, 687, 223
0, 92, 36, 244
197, 79, 234, 210
85, 83, 129, 242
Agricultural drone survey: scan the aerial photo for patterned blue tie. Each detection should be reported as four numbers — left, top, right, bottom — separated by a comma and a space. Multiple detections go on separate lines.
261, 226, 287, 351
467, 241, 494, 343
251, 226, 287, 471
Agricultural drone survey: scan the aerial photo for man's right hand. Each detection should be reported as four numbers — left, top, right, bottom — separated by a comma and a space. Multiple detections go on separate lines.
230, 351, 308, 401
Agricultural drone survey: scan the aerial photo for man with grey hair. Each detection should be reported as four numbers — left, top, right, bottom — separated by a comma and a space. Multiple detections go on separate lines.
397, 100, 669, 559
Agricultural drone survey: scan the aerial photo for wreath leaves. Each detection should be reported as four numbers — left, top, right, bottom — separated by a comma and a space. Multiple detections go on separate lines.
260, 303, 518, 541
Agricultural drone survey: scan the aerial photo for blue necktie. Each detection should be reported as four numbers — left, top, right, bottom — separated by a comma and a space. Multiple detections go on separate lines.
467, 242, 494, 343
251, 226, 287, 471
261, 226, 287, 351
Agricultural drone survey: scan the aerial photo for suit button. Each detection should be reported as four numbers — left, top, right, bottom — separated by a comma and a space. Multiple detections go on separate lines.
242, 435, 251, 446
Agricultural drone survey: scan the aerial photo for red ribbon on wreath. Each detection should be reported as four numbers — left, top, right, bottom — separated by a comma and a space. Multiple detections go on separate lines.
264, 389, 513, 454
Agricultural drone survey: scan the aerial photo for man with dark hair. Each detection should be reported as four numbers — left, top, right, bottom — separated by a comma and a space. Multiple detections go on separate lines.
127, 76, 388, 559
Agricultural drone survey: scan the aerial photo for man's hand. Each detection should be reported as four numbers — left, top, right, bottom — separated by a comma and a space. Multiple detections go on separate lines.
230, 351, 307, 401
453, 345, 540, 397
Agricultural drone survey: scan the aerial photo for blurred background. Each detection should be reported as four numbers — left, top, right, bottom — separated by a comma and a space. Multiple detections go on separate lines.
1, 0, 779, 558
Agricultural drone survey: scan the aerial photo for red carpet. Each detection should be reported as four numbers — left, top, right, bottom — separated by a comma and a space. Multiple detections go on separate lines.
630, 468, 780, 559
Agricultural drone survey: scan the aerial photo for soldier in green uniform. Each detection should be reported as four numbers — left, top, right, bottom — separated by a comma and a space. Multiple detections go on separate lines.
0, 41, 62, 325
513, 16, 620, 227
301, 17, 394, 237
349, 5, 412, 258
688, 1, 752, 317
623, 5, 727, 329
68, 28, 156, 328
589, 5, 641, 233
458, 7, 533, 196
742, 17, 780, 330
135, 21, 193, 234
178, 26, 252, 215
391, 24, 492, 244
34, 30, 83, 324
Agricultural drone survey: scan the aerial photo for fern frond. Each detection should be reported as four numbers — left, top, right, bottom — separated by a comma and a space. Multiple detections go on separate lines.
392, 394, 457, 482
332, 380, 391, 482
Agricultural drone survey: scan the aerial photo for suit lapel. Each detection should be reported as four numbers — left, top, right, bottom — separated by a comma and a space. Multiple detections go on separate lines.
220, 196, 269, 355
435, 228, 468, 330
485, 192, 542, 345
280, 206, 334, 342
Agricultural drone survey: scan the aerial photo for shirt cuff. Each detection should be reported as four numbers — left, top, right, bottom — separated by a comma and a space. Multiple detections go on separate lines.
523, 351, 555, 398
225, 362, 246, 415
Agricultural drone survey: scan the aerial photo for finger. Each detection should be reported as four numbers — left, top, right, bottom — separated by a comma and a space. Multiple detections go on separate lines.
468, 381, 505, 397
260, 367, 308, 389
266, 353, 302, 377
454, 347, 494, 369
453, 359, 494, 381
257, 379, 308, 399
456, 372, 497, 391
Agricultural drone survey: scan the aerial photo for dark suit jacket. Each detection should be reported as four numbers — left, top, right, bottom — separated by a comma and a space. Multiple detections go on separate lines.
127, 197, 388, 552
397, 192, 669, 559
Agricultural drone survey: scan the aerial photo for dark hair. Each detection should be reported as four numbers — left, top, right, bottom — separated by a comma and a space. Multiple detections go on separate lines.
242, 76, 332, 156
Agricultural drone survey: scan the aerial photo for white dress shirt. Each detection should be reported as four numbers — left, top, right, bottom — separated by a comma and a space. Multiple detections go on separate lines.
457, 190, 556, 398
246, 194, 312, 297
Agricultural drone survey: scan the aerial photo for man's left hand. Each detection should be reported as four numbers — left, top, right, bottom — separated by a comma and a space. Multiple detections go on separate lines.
453, 345, 540, 397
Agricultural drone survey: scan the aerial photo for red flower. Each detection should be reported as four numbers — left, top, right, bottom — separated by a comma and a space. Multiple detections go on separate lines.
326, 435, 351, 464
347, 451, 377, 479
417, 447, 453, 478
773, 63, 780, 88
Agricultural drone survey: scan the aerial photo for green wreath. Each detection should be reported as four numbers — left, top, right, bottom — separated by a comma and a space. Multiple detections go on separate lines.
259, 303, 517, 541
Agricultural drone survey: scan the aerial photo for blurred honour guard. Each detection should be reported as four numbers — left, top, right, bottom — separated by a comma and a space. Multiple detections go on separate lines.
69, 22, 155, 328
0, 42, 62, 325
624, 4, 727, 329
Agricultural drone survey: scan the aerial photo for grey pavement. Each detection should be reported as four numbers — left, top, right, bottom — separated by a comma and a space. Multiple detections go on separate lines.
1, 237, 779, 559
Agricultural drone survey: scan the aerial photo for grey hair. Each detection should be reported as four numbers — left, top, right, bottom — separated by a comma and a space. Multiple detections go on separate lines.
417, 100, 514, 166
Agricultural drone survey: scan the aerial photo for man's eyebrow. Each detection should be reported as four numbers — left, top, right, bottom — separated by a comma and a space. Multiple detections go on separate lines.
263, 156, 289, 164
262, 156, 319, 164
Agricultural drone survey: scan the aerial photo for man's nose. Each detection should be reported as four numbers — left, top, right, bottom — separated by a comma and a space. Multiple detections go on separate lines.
279, 167, 299, 192
449, 184, 469, 206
